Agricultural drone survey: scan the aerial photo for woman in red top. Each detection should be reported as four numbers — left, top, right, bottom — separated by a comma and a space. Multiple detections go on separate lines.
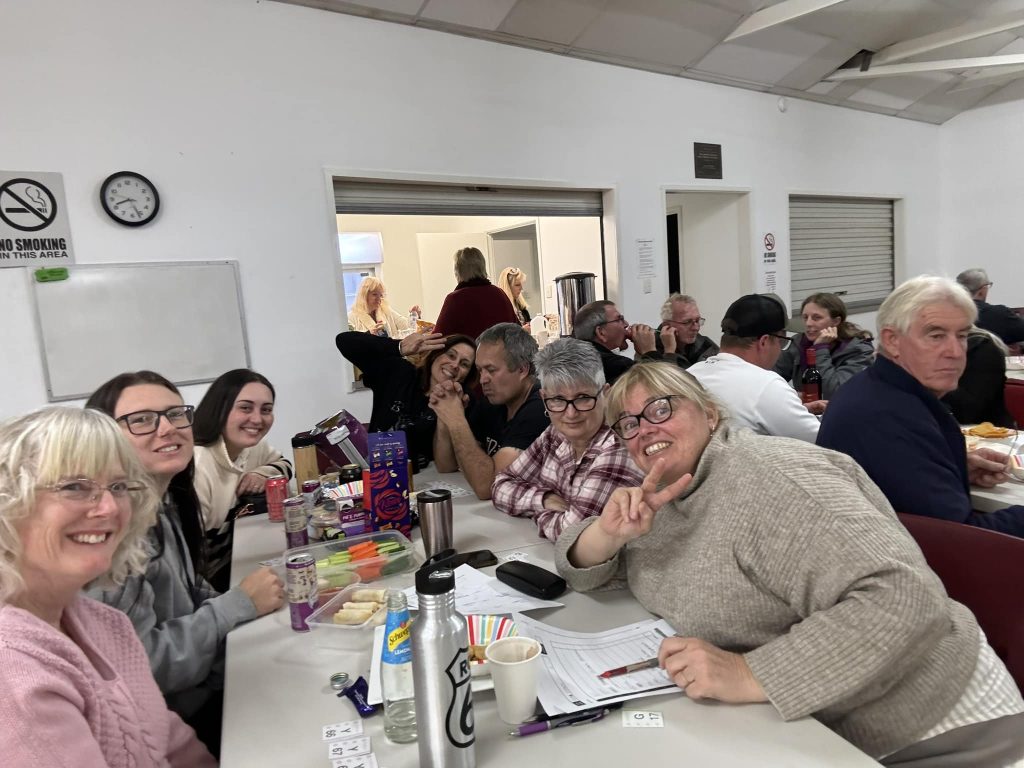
432, 247, 518, 341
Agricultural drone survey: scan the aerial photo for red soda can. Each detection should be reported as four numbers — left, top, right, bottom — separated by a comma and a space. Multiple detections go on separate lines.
283, 495, 309, 549
285, 553, 318, 632
265, 475, 288, 523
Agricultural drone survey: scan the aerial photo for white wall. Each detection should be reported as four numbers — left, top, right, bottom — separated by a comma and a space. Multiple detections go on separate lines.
2, 0, 946, 450
940, 86, 1024, 306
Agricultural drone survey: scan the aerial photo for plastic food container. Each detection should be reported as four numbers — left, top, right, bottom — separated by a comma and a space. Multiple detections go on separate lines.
281, 530, 421, 601
305, 581, 392, 648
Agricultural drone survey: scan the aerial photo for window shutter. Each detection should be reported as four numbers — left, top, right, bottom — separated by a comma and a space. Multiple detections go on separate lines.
789, 196, 894, 313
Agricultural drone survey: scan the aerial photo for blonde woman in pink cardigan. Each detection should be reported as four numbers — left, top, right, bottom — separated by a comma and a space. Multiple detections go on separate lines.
0, 407, 215, 767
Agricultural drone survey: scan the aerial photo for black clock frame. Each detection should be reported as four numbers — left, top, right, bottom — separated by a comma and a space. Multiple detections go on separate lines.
100, 171, 160, 227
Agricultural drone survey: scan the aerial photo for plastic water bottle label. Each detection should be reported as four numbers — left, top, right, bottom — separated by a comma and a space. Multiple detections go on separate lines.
382, 606, 412, 665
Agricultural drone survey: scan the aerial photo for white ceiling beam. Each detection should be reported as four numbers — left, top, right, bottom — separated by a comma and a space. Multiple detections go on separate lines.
872, 12, 1024, 66
825, 53, 1024, 81
947, 66, 1024, 93
723, 0, 850, 43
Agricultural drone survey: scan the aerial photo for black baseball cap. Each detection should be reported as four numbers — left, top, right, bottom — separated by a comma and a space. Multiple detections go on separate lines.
721, 294, 787, 338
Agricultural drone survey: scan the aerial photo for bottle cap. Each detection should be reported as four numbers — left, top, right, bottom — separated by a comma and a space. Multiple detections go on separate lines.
416, 565, 455, 595
329, 672, 350, 690
417, 489, 452, 504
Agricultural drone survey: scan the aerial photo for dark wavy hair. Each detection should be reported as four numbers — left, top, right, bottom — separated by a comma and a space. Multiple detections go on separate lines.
801, 293, 873, 342
415, 334, 479, 393
193, 369, 276, 447
85, 370, 205, 577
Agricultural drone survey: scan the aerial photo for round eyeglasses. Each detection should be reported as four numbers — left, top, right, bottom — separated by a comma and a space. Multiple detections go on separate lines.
611, 395, 681, 440
39, 478, 146, 504
543, 393, 600, 413
116, 405, 195, 435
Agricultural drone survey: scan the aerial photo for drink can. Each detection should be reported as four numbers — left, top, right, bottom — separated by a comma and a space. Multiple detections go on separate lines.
283, 495, 309, 548
266, 475, 288, 523
301, 479, 321, 511
285, 553, 318, 632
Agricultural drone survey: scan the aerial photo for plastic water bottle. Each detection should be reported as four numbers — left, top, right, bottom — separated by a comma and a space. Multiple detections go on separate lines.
411, 566, 475, 768
409, 309, 419, 331
381, 590, 417, 743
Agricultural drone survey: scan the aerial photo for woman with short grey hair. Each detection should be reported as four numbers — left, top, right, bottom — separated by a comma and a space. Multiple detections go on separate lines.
492, 338, 643, 542
0, 407, 215, 766
432, 247, 519, 340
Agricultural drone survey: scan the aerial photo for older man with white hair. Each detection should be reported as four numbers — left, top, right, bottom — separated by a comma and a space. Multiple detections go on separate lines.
818, 275, 1024, 537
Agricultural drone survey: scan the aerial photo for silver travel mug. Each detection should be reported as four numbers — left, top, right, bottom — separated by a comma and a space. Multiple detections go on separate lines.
417, 489, 454, 558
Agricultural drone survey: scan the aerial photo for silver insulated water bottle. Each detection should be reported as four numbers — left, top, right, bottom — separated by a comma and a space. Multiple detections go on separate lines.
410, 566, 476, 768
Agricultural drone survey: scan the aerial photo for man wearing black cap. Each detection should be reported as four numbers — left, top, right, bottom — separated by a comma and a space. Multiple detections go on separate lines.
688, 294, 821, 442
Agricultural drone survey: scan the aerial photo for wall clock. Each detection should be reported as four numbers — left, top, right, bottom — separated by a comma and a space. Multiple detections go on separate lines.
100, 171, 160, 226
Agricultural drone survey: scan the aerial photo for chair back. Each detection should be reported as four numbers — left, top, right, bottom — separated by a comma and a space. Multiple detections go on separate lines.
897, 512, 1024, 689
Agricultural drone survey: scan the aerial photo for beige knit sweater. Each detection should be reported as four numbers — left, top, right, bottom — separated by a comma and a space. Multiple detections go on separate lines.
555, 427, 979, 759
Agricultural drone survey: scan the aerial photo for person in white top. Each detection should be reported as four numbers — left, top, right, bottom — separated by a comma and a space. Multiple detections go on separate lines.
688, 294, 820, 443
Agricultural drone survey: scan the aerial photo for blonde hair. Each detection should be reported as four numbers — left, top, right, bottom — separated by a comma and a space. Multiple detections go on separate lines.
352, 276, 391, 316
454, 247, 488, 282
606, 362, 725, 427
498, 267, 529, 312
0, 407, 159, 603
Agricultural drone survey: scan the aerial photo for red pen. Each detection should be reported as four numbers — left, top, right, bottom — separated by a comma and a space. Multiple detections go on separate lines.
598, 656, 660, 679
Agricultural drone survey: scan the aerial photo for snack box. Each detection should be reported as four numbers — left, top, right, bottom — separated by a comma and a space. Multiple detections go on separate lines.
305, 581, 393, 648
281, 530, 421, 602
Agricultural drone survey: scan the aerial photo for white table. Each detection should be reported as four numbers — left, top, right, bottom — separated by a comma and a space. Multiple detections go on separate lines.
964, 428, 1024, 513
221, 475, 879, 768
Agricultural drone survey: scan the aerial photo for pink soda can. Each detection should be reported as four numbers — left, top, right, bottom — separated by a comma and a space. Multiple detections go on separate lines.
265, 475, 288, 523
283, 495, 309, 549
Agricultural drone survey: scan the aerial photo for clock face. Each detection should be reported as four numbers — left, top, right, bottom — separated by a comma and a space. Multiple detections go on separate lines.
100, 172, 160, 226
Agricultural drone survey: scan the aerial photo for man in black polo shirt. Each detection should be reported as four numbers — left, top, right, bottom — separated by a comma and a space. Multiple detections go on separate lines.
431, 323, 549, 499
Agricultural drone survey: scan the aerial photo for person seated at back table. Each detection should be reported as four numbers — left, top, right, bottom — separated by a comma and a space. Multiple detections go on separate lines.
556, 362, 1024, 766
431, 323, 548, 500
336, 330, 478, 466
492, 338, 643, 542
941, 326, 1013, 428
347, 275, 418, 338
0, 407, 216, 767
192, 369, 293, 592
573, 299, 667, 386
688, 294, 821, 441
432, 247, 519, 341
956, 268, 1024, 347
818, 275, 1024, 537
648, 293, 719, 368
773, 292, 873, 400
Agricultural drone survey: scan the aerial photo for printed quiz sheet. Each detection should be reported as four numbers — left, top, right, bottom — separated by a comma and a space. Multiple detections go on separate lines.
514, 614, 679, 715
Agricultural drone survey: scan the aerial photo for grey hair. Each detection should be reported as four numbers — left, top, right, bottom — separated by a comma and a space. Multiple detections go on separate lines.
877, 275, 977, 336
0, 407, 160, 603
956, 268, 990, 294
572, 300, 615, 342
660, 293, 698, 322
454, 247, 488, 282
477, 322, 539, 376
606, 362, 726, 427
534, 338, 605, 392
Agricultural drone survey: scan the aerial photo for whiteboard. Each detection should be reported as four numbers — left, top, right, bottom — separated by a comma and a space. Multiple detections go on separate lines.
31, 261, 250, 401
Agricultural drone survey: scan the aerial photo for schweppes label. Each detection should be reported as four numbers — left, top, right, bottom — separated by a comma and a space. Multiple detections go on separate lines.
382, 606, 412, 664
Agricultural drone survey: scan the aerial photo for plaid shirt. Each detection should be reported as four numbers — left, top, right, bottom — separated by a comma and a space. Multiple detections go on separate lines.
491, 424, 644, 542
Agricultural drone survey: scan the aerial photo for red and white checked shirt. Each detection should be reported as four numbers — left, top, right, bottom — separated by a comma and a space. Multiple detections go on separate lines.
491, 424, 644, 542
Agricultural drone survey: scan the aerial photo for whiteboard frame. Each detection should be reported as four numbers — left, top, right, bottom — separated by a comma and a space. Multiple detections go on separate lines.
29, 260, 251, 401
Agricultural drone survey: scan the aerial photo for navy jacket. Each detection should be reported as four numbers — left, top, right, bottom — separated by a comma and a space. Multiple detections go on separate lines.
817, 355, 1024, 536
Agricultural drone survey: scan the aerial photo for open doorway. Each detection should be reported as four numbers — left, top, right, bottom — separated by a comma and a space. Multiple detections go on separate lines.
664, 190, 752, 337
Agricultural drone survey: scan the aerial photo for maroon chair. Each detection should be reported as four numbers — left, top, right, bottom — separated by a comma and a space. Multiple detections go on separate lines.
897, 512, 1024, 689
1006, 381, 1024, 428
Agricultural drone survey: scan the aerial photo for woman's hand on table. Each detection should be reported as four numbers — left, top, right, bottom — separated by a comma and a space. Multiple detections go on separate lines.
968, 447, 1010, 487
239, 567, 285, 616
542, 492, 568, 512
658, 637, 767, 704
236, 472, 268, 496
400, 331, 444, 356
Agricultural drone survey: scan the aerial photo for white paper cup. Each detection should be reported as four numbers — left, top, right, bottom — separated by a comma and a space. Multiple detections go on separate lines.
484, 636, 541, 724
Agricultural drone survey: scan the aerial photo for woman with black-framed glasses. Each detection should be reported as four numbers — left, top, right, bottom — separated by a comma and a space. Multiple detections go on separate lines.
491, 338, 642, 542
555, 361, 1024, 766
84, 370, 284, 756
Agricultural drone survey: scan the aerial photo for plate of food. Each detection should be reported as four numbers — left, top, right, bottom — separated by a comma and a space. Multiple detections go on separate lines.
962, 422, 1015, 439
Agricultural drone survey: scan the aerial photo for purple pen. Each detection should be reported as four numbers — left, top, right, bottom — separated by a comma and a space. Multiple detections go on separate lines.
508, 708, 610, 737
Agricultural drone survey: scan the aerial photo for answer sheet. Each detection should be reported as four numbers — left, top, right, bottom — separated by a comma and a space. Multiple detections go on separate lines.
514, 614, 679, 715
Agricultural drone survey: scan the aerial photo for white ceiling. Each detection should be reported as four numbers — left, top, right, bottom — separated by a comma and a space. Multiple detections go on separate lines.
272, 0, 1024, 123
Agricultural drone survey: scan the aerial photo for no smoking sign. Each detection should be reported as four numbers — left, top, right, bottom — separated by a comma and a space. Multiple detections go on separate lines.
0, 171, 75, 267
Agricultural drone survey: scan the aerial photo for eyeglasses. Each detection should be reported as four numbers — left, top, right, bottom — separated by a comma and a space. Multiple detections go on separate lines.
767, 333, 792, 351
116, 405, 195, 435
598, 315, 628, 328
39, 478, 146, 504
611, 395, 681, 440
669, 317, 706, 329
543, 393, 600, 413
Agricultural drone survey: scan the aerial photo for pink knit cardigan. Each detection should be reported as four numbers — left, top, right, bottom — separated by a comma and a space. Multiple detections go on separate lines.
0, 594, 216, 767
